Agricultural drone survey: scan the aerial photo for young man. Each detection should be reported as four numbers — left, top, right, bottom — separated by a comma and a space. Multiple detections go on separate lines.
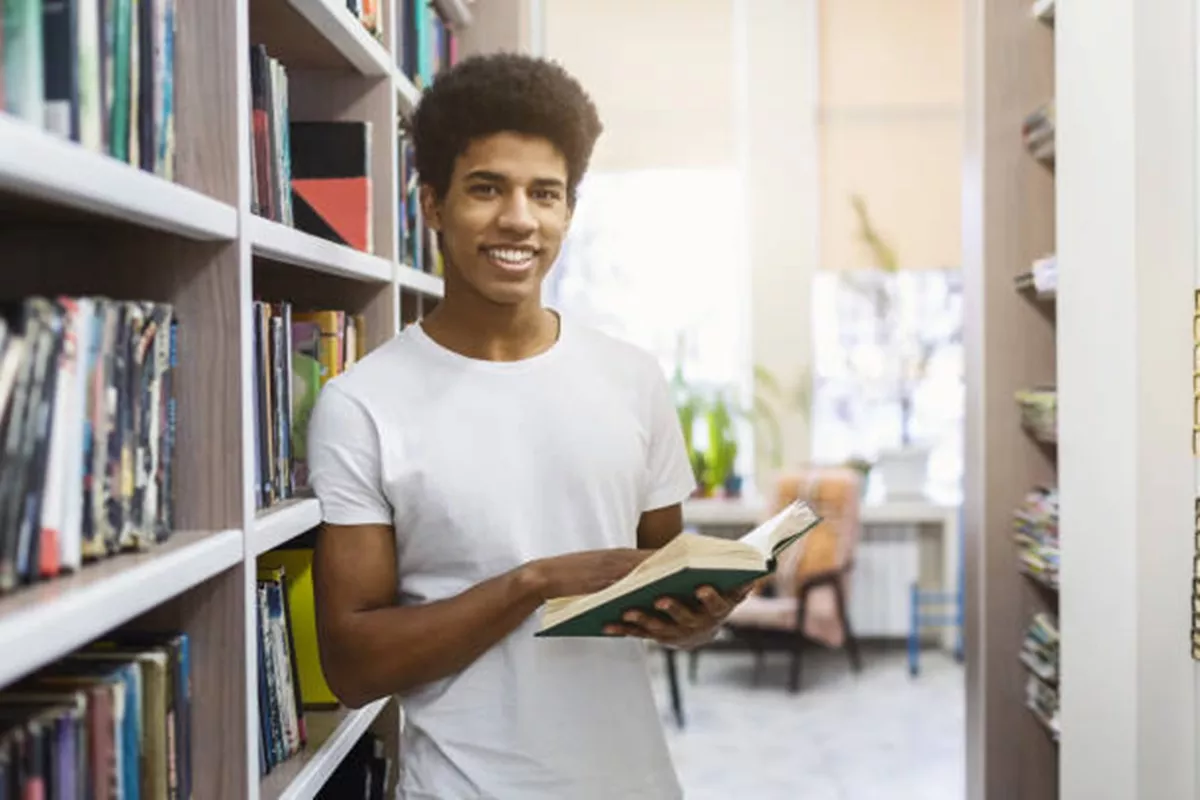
306, 53, 752, 799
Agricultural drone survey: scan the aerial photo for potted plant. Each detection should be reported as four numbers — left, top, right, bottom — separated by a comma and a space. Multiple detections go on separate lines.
705, 391, 741, 497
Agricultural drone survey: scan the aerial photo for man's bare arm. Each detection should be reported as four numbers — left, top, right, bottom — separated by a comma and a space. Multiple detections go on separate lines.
636, 503, 684, 550
312, 522, 649, 707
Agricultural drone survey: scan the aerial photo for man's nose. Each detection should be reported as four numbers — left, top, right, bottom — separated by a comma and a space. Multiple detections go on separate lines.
497, 192, 537, 234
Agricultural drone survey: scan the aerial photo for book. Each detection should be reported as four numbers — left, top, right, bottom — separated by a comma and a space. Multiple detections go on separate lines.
535, 499, 822, 638
288, 121, 373, 253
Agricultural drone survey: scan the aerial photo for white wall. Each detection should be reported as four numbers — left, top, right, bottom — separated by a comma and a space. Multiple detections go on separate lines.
541, 0, 736, 172
743, 0, 820, 491
1057, 0, 1198, 795
818, 0, 963, 272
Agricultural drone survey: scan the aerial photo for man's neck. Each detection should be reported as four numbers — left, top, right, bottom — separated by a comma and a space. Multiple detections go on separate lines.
421, 290, 560, 363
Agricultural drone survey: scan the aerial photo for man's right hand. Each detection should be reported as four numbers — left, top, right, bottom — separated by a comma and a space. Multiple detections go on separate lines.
523, 548, 651, 601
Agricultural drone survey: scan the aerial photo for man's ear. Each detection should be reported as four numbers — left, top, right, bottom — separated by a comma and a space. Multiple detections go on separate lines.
419, 184, 442, 231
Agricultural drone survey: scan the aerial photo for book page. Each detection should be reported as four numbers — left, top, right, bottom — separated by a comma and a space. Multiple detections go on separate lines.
738, 500, 821, 557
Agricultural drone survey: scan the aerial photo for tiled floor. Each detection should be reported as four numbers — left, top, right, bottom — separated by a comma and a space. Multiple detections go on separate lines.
650, 645, 966, 800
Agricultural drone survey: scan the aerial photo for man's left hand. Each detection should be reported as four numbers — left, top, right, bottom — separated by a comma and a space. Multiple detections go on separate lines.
602, 582, 757, 649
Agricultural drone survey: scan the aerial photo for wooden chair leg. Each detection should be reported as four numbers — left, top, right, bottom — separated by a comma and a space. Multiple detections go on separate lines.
788, 634, 804, 694
751, 643, 766, 688
789, 595, 808, 694
834, 578, 862, 673
664, 648, 685, 729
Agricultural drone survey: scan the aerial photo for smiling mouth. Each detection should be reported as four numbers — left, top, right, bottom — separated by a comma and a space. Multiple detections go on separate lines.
482, 246, 539, 273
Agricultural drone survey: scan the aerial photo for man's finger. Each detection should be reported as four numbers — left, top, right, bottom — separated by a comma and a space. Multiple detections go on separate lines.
623, 610, 673, 639
695, 586, 731, 617
653, 598, 702, 629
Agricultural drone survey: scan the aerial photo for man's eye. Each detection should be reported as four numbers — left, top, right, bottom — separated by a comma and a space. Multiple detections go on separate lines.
470, 184, 499, 197
532, 189, 562, 202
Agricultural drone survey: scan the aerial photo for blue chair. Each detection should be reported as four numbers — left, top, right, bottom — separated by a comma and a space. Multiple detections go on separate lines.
907, 506, 965, 675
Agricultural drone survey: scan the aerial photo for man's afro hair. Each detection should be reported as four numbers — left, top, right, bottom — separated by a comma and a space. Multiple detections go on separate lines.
411, 53, 603, 205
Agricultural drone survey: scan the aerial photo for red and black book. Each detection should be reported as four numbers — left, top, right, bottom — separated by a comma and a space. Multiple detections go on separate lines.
288, 121, 373, 253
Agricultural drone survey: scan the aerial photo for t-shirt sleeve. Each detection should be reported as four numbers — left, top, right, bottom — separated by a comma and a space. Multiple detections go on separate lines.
306, 382, 394, 526
642, 362, 698, 511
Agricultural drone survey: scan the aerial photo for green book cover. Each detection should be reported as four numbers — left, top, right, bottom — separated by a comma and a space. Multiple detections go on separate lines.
536, 500, 821, 638
535, 566, 768, 638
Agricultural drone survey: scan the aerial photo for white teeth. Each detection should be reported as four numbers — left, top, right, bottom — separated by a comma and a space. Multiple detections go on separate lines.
487, 247, 536, 265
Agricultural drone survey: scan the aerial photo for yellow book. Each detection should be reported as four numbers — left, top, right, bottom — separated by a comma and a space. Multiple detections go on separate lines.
258, 548, 339, 709
292, 310, 344, 385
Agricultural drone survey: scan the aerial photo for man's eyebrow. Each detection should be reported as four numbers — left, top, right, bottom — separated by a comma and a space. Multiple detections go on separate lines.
462, 170, 566, 189
464, 169, 508, 183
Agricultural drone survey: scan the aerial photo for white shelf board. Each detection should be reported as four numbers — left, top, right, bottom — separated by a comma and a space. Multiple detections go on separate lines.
432, 0, 473, 30
262, 699, 389, 800
396, 73, 422, 122
0, 528, 242, 689
287, 0, 392, 76
252, 497, 321, 556
0, 114, 237, 241
247, 214, 392, 282
397, 263, 444, 297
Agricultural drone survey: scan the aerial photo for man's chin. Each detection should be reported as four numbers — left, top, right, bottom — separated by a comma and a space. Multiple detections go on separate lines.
476, 281, 540, 307
467, 270, 545, 306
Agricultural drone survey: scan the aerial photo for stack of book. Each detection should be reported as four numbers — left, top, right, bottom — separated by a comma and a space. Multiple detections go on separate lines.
1023, 100, 1056, 166
249, 44, 294, 227
346, 0, 383, 41
3, 0, 178, 178
0, 631, 192, 797
250, 45, 375, 254
0, 297, 177, 591
1016, 387, 1057, 445
398, 0, 460, 89
257, 537, 356, 779
1013, 486, 1059, 589
1014, 254, 1058, 300
253, 302, 366, 511
398, 131, 443, 276
1021, 613, 1060, 741
256, 554, 307, 775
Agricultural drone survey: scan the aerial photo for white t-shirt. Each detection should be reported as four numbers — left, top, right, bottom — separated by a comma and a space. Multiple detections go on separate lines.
305, 312, 696, 800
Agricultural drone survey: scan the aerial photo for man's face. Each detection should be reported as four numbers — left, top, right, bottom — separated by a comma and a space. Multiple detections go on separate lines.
422, 131, 572, 307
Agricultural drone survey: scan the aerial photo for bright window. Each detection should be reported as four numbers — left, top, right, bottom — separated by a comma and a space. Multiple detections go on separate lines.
546, 167, 755, 479
810, 268, 965, 502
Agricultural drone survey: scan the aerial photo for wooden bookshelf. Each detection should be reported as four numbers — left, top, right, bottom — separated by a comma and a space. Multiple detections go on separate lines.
260, 698, 389, 800
0, 528, 242, 689
0, 115, 238, 240
252, 497, 322, 556
0, 0, 506, 796
247, 214, 394, 283
964, 0, 1058, 796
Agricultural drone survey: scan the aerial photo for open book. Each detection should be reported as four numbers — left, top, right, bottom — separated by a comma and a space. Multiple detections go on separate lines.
535, 499, 822, 638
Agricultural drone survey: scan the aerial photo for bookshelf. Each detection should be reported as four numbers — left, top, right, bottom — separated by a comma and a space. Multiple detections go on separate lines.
0, 0, 506, 797
963, 0, 1058, 795
259, 698, 389, 800
969, 0, 1200, 796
